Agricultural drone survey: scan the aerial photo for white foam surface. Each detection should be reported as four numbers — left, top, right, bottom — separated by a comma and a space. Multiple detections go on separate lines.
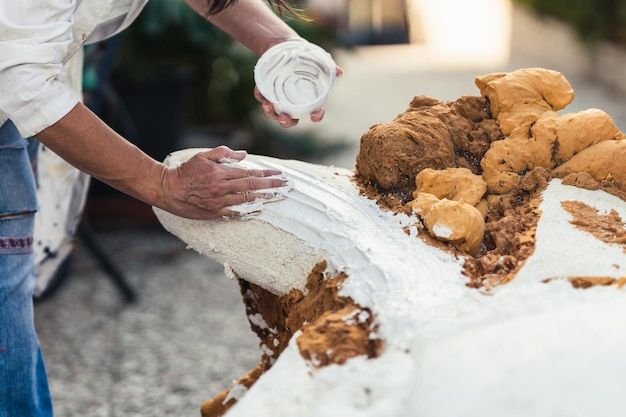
155, 150, 626, 417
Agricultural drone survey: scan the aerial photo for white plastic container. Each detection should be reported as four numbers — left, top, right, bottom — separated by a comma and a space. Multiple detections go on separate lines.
254, 40, 337, 119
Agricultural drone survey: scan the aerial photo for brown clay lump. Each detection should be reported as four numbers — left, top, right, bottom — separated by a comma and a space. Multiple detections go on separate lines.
356, 116, 455, 192
356, 95, 497, 196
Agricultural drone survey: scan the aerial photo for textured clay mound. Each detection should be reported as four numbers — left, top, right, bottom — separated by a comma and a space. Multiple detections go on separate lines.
355, 67, 625, 287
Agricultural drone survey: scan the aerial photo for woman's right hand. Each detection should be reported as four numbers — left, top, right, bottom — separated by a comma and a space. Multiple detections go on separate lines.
159, 146, 288, 220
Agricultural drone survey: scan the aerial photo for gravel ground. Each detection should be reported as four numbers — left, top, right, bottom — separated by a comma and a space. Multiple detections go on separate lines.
34, 229, 260, 417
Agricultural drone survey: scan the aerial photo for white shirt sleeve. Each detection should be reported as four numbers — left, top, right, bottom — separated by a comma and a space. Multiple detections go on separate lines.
0, 0, 80, 137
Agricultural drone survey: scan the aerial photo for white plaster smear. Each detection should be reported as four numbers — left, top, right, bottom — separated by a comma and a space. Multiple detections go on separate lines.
154, 149, 626, 417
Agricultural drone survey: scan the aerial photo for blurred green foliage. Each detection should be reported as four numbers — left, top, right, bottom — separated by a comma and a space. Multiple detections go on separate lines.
513, 0, 626, 45
111, 0, 258, 127
111, 0, 339, 130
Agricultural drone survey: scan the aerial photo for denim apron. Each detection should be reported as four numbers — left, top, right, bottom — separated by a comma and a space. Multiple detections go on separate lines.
0, 1, 149, 414
0, 120, 53, 416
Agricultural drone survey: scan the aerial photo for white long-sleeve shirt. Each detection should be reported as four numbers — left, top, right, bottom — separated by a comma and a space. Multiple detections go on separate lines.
0, 0, 149, 137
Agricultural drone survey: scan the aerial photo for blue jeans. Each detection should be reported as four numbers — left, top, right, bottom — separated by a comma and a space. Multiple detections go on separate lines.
0, 120, 53, 416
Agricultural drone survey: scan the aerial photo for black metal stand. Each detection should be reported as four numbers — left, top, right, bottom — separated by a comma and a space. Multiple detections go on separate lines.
77, 223, 137, 303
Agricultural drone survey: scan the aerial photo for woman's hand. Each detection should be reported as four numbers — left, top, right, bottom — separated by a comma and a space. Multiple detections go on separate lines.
254, 66, 344, 128
159, 146, 288, 220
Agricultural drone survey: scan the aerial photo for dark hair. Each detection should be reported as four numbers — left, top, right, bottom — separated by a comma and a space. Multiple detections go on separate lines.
207, 0, 299, 17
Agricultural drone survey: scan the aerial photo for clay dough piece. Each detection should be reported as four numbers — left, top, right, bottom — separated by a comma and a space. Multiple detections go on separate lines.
411, 193, 485, 256
553, 139, 626, 184
414, 167, 487, 207
475, 68, 575, 135
480, 127, 551, 194
481, 108, 624, 194
409, 192, 441, 216
532, 109, 624, 165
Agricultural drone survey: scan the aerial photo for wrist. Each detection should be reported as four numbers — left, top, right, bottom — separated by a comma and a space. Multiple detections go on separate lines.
141, 161, 170, 210
259, 35, 305, 55
106, 157, 169, 210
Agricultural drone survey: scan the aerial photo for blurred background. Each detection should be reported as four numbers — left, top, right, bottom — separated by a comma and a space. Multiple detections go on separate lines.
80, 0, 626, 228
34, 0, 626, 416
